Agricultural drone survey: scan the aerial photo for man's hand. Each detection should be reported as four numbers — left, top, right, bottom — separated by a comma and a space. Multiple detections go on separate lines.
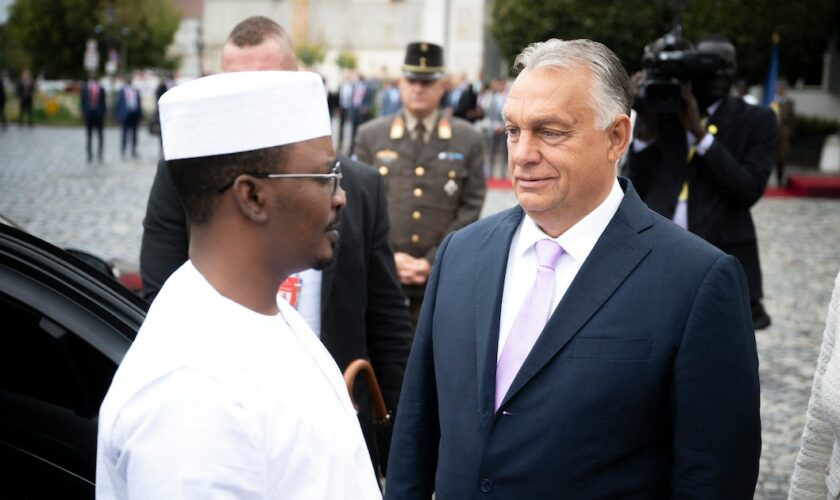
394, 252, 431, 285
679, 82, 706, 142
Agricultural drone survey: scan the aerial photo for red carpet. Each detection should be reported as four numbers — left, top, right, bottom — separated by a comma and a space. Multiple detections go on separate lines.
785, 174, 840, 198
487, 177, 513, 190
487, 175, 840, 199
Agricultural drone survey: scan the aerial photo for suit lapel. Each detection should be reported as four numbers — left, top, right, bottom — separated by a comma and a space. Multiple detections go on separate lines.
499, 181, 655, 409
475, 208, 524, 417
706, 97, 737, 146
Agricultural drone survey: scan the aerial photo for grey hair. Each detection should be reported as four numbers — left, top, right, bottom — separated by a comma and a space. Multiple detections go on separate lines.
513, 39, 631, 130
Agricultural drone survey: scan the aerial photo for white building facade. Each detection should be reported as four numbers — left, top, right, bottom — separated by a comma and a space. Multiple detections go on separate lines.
198, 0, 501, 87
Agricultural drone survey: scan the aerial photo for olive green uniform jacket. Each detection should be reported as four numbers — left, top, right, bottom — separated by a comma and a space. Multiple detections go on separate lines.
354, 113, 486, 264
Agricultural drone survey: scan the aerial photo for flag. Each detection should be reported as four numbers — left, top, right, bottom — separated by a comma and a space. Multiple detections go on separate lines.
762, 33, 780, 107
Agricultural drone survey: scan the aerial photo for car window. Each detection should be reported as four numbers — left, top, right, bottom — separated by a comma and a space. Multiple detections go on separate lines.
0, 291, 117, 418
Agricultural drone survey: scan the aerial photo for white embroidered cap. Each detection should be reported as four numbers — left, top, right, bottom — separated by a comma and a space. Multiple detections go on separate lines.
159, 71, 331, 160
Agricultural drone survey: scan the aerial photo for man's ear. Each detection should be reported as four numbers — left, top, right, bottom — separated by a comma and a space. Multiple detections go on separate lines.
607, 114, 632, 164
231, 175, 269, 224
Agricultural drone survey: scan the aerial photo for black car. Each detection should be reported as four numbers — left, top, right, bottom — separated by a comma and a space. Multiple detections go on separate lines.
0, 222, 147, 498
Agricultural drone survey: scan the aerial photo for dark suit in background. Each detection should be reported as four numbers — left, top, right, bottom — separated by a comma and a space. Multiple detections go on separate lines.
0, 75, 7, 128
449, 81, 478, 123
139, 155, 413, 475
16, 71, 34, 127
625, 35, 776, 330
81, 78, 107, 161
625, 96, 777, 307
116, 82, 142, 158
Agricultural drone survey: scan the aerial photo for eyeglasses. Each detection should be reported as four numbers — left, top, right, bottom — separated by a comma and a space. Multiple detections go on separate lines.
218, 160, 342, 195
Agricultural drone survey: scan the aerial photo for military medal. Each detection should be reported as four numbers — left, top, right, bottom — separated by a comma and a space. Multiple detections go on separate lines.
390, 116, 405, 139
444, 179, 458, 196
438, 118, 452, 140
375, 149, 399, 162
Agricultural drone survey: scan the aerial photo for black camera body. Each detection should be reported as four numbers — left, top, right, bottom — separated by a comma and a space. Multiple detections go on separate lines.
640, 29, 721, 113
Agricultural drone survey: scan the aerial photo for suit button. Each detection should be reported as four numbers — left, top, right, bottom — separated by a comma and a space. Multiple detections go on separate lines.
412, 211, 422, 220
413, 187, 423, 197
479, 478, 493, 493
827, 464, 832, 475
411, 234, 420, 243
378, 166, 389, 176
415, 166, 425, 176
448, 169, 457, 179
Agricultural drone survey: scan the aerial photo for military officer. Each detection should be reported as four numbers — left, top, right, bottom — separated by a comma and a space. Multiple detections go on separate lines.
354, 41, 486, 325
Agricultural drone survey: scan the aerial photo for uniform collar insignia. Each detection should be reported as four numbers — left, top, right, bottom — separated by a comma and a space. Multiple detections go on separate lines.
390, 116, 405, 139
438, 117, 452, 140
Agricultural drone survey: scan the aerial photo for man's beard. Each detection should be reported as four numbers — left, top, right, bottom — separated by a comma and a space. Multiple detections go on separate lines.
311, 241, 338, 271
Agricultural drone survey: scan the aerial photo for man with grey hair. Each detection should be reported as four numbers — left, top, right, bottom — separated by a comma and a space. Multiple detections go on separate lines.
386, 38, 760, 499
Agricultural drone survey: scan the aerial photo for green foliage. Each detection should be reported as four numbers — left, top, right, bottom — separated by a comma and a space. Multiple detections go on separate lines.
5, 0, 181, 79
491, 0, 668, 76
0, 24, 30, 73
296, 41, 326, 68
682, 0, 839, 84
113, 0, 182, 71
335, 50, 358, 70
491, 0, 840, 83
794, 114, 840, 137
5, 91, 84, 126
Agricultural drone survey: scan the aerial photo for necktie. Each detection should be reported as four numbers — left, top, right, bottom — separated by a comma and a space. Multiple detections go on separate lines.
495, 239, 563, 410
353, 83, 365, 106
414, 122, 426, 154
126, 87, 137, 110
90, 83, 99, 109
680, 117, 709, 202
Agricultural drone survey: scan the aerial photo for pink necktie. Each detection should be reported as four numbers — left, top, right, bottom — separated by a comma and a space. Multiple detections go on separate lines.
495, 239, 563, 410
90, 83, 99, 109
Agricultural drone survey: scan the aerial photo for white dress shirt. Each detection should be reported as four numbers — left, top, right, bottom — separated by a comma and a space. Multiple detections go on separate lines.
294, 268, 323, 337
498, 179, 624, 360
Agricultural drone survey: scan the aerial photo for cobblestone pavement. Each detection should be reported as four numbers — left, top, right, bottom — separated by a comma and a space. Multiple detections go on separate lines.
2, 125, 840, 498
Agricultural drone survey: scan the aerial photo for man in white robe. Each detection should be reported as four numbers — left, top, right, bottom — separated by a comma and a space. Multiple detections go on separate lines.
96, 71, 382, 499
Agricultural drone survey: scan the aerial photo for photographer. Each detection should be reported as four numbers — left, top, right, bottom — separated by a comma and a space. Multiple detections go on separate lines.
624, 33, 778, 330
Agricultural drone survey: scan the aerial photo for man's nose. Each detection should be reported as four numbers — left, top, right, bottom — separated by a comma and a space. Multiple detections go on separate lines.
510, 131, 542, 169
332, 185, 347, 211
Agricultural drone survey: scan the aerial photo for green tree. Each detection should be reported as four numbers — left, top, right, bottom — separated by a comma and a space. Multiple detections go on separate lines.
491, 0, 840, 84
335, 50, 358, 71
6, 0, 181, 79
682, 0, 840, 85
296, 41, 326, 68
0, 24, 30, 74
491, 0, 668, 76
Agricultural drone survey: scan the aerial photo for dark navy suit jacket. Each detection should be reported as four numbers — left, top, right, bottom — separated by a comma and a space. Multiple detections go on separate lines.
386, 178, 761, 499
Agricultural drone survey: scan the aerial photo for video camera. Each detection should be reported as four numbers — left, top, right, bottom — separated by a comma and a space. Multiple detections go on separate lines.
639, 27, 721, 113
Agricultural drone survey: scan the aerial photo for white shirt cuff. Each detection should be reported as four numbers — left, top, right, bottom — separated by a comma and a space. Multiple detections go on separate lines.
632, 137, 654, 152
694, 133, 715, 156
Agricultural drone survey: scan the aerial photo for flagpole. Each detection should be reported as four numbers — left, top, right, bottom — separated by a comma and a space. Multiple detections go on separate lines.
762, 32, 780, 107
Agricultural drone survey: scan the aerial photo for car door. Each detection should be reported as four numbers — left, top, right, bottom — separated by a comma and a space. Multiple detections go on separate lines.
0, 223, 146, 499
